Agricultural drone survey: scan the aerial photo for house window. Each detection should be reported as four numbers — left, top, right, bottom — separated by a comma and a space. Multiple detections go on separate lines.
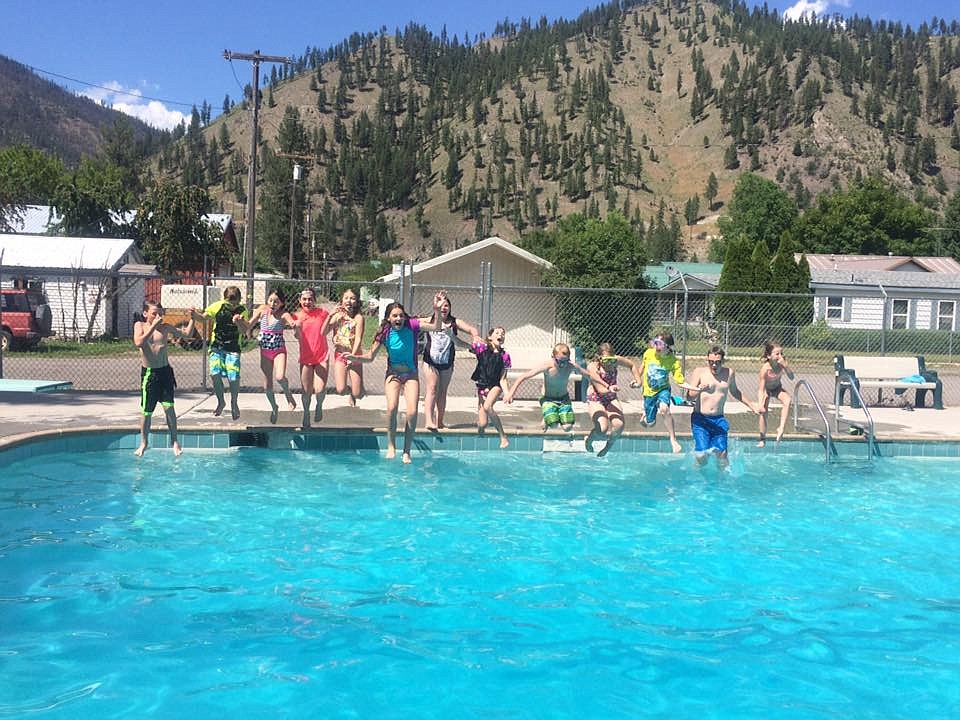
826, 296, 843, 320
891, 299, 909, 329
937, 301, 955, 331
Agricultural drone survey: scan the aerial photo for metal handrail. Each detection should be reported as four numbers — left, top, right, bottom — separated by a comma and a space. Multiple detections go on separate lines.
793, 379, 832, 462
834, 377, 877, 460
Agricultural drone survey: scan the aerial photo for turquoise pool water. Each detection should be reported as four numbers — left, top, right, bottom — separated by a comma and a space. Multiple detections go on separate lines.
1, 448, 959, 718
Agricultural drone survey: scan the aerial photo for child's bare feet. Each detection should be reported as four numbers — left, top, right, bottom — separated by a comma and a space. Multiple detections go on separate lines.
670, 438, 682, 453
213, 402, 225, 417
172, 442, 183, 457
597, 440, 612, 458
386, 446, 397, 459
585, 432, 598, 453
314, 404, 323, 423
301, 411, 311, 429
757, 437, 766, 448
287, 398, 297, 411
270, 408, 279, 424
499, 436, 510, 449
402, 452, 412, 464
775, 430, 784, 443
231, 403, 240, 420
134, 443, 147, 457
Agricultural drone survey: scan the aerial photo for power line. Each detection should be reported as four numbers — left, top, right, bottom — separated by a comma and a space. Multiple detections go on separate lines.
25, 63, 197, 109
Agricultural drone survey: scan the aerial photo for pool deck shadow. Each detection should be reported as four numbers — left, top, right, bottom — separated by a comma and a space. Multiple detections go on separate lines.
1, 388, 958, 449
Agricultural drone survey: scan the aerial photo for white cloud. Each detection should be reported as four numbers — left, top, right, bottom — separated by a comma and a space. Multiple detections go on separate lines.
80, 81, 185, 131
784, 0, 830, 21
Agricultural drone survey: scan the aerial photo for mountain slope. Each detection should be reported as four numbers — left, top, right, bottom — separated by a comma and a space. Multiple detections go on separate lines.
0, 54, 165, 166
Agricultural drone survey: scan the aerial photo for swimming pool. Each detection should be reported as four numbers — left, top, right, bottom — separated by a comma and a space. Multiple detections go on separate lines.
1, 446, 958, 718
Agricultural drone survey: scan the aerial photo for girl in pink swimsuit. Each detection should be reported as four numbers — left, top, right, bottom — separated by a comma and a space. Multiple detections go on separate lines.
247, 290, 297, 423
584, 342, 642, 456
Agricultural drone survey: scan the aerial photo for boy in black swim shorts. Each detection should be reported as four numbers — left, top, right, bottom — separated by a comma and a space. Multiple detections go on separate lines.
134, 301, 195, 456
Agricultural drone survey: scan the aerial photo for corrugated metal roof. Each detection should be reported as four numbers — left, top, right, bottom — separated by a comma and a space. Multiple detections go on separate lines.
645, 263, 724, 289
810, 268, 960, 290
0, 234, 139, 271
801, 253, 960, 273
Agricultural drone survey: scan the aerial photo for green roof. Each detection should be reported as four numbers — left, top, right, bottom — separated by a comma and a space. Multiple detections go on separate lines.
644, 263, 724, 289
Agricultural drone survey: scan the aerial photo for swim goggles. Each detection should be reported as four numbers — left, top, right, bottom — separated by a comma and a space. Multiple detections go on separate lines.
600, 356, 618, 366
555, 356, 571, 367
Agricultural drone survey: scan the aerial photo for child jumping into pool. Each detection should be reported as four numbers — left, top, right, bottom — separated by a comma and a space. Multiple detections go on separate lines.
422, 291, 482, 430
637, 332, 692, 453
246, 289, 298, 424
190, 286, 248, 420
584, 342, 642, 457
468, 326, 512, 448
346, 294, 443, 463
329, 288, 366, 407
292, 287, 332, 428
757, 340, 796, 446
133, 301, 195, 456
504, 343, 609, 433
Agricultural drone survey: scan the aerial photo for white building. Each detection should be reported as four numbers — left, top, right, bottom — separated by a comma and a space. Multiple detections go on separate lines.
0, 233, 157, 340
805, 255, 960, 331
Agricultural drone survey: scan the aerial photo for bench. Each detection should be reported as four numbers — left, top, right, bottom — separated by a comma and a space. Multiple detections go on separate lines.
834, 354, 943, 409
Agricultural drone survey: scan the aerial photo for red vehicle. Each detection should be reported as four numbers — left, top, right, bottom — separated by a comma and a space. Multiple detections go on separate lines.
0, 288, 54, 351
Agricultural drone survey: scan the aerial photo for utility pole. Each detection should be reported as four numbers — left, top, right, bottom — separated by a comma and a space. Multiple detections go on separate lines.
223, 49, 292, 303
276, 152, 315, 279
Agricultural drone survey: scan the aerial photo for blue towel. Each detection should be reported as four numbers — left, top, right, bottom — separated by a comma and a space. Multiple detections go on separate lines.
895, 374, 926, 396
899, 374, 925, 384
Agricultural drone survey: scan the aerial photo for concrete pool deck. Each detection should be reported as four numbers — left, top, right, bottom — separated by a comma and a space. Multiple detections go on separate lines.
1, 387, 957, 449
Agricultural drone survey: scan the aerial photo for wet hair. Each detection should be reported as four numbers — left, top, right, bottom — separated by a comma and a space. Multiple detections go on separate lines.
552, 342, 571, 357
223, 286, 242, 303
486, 326, 505, 341
375, 302, 409, 343
593, 342, 614, 362
708, 345, 726, 360
761, 339, 781, 361
142, 300, 163, 313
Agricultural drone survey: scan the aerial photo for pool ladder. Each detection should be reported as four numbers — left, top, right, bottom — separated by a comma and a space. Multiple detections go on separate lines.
793, 379, 876, 462
832, 379, 877, 461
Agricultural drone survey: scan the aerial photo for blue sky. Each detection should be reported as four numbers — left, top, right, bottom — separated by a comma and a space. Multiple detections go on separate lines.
1, 0, 955, 131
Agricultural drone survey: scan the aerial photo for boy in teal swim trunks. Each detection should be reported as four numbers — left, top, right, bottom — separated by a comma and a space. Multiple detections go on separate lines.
504, 343, 610, 432
636, 332, 696, 453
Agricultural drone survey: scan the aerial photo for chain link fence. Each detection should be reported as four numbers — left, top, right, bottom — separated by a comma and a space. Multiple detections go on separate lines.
3, 274, 959, 410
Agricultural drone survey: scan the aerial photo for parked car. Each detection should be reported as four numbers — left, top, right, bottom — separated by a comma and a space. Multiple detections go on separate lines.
1, 288, 54, 351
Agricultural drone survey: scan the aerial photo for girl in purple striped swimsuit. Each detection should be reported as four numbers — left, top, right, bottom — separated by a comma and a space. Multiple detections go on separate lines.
247, 289, 297, 423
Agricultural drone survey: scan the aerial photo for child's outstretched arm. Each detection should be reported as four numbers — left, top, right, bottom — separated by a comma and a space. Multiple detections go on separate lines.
346, 338, 382, 363
504, 360, 552, 403
730, 370, 760, 414
414, 293, 446, 332
245, 305, 265, 339
574, 361, 612, 392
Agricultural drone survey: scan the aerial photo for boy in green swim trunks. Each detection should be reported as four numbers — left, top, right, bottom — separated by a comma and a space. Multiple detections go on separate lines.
504, 343, 610, 432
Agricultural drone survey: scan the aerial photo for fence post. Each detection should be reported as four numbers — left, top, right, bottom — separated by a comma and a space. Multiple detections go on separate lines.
878, 283, 887, 354
483, 262, 494, 334
681, 285, 689, 375
478, 261, 490, 332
